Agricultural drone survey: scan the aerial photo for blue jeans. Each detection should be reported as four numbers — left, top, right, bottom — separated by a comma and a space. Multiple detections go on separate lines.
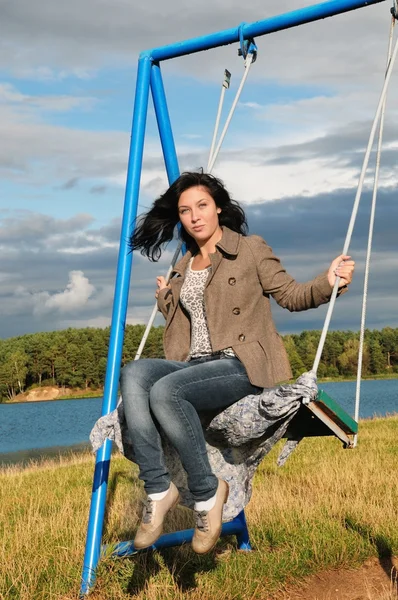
120, 355, 261, 502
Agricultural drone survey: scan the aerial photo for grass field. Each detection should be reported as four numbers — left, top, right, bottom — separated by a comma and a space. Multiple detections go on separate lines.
1, 416, 397, 599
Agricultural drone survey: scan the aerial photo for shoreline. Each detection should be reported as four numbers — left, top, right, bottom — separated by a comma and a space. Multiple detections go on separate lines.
3, 389, 103, 404
2, 395, 102, 406
0, 442, 92, 467
3, 374, 398, 403
318, 374, 398, 383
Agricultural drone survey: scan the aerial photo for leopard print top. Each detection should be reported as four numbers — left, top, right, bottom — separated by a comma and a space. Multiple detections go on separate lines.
180, 258, 212, 359
180, 258, 235, 360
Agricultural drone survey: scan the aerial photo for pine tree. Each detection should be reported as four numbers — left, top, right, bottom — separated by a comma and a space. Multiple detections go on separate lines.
370, 339, 385, 374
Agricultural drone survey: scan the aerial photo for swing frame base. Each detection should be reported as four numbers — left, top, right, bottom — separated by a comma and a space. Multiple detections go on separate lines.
101, 509, 252, 559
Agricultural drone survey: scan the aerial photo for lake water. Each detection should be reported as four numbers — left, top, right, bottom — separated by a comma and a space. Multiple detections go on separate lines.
0, 379, 397, 464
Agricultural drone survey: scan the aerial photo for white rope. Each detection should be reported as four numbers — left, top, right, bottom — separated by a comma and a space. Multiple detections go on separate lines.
207, 53, 254, 173
135, 56, 254, 360
352, 13, 396, 445
312, 32, 398, 375
207, 70, 231, 171
134, 240, 183, 360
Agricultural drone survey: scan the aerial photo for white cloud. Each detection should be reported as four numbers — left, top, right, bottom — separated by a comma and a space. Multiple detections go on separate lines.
181, 134, 204, 139
57, 242, 118, 255
11, 67, 96, 82
0, 111, 129, 186
34, 270, 95, 314
256, 89, 396, 142
0, 83, 96, 115
239, 102, 262, 110
216, 157, 357, 202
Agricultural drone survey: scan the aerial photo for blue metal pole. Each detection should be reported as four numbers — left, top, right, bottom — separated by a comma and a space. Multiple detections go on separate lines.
80, 54, 153, 597
146, 0, 385, 62
150, 62, 180, 184
150, 61, 186, 253
234, 510, 252, 550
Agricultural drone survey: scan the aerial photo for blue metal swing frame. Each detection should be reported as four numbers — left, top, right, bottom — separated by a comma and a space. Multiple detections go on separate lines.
80, 1, 386, 595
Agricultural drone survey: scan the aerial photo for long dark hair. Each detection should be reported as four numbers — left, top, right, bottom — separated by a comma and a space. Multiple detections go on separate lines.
130, 171, 248, 261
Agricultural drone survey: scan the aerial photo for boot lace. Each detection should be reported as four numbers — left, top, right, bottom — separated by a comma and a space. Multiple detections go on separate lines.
142, 499, 154, 524
194, 510, 209, 532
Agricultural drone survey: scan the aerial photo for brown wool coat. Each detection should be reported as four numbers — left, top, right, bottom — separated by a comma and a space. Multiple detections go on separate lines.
157, 226, 338, 388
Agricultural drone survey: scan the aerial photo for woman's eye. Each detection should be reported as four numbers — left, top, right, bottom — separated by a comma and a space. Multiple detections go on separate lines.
199, 203, 207, 208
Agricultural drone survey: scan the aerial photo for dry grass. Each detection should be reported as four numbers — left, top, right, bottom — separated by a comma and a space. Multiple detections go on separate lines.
1, 417, 397, 600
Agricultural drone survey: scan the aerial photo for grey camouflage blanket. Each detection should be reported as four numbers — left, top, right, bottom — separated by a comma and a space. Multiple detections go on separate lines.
90, 371, 317, 521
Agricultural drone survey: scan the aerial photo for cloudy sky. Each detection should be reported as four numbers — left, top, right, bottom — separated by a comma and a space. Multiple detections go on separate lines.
1, 0, 397, 340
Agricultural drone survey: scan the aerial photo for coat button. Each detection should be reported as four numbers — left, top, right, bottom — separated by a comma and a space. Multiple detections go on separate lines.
232, 307, 240, 315
228, 277, 236, 286
238, 334, 245, 342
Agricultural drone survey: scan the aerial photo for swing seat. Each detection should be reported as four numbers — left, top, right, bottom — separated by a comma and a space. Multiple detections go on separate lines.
286, 389, 358, 448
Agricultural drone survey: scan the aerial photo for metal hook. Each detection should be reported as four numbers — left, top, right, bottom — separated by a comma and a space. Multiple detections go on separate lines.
237, 22, 258, 63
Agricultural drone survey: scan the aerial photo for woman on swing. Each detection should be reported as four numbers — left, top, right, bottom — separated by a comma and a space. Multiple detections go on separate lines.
121, 170, 355, 554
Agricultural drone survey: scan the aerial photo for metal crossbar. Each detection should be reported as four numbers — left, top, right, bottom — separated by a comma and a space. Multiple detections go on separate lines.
80, 1, 387, 595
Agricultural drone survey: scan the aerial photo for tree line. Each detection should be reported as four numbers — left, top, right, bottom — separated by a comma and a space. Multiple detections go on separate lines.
0, 325, 397, 401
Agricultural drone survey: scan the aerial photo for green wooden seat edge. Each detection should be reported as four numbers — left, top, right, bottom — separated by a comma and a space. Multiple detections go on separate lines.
316, 389, 358, 435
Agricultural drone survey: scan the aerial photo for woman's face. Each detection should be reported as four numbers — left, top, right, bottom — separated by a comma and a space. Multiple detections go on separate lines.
177, 186, 221, 244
